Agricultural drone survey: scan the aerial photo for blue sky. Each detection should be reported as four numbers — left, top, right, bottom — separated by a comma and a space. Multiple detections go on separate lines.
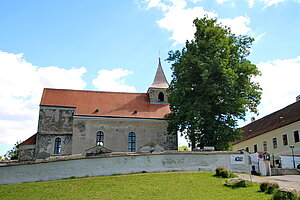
0, 0, 300, 155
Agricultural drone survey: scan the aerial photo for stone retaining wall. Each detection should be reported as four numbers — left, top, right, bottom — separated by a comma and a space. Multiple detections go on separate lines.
0, 151, 250, 185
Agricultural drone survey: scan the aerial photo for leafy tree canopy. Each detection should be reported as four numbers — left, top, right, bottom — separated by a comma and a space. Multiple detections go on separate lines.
167, 17, 262, 150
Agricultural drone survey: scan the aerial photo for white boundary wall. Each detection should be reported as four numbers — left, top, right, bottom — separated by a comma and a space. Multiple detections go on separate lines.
0, 152, 250, 185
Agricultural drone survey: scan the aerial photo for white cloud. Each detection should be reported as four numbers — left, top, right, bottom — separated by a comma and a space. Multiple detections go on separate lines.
144, 0, 169, 11
144, 0, 188, 10
216, 0, 230, 3
143, 0, 252, 45
38, 66, 86, 89
219, 16, 251, 35
247, 0, 255, 7
216, 0, 254, 7
157, 6, 217, 45
255, 56, 300, 116
214, 0, 285, 8
92, 68, 136, 92
261, 0, 285, 8
254, 32, 266, 43
0, 50, 87, 145
190, 0, 201, 2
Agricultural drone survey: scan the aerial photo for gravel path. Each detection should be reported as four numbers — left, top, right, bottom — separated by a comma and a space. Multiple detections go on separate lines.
238, 174, 300, 192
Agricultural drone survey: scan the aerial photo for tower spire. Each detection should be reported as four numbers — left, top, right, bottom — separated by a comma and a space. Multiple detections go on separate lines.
148, 58, 169, 103
149, 58, 169, 89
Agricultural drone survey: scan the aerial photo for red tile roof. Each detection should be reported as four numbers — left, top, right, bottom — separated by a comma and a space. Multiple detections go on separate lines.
233, 100, 300, 144
19, 134, 36, 146
40, 88, 170, 119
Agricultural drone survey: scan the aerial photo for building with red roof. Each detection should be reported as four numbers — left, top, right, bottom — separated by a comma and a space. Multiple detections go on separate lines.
19, 59, 177, 161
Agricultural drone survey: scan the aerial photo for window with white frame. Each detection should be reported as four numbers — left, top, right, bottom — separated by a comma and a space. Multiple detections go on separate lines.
254, 144, 257, 152
294, 130, 299, 143
273, 137, 277, 149
263, 141, 267, 152
128, 132, 136, 152
96, 131, 104, 146
54, 137, 61, 155
282, 134, 288, 146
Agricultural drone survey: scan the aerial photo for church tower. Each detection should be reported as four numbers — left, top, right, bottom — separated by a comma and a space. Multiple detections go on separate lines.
147, 58, 169, 103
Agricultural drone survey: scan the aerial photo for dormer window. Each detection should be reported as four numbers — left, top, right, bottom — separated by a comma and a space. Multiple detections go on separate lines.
158, 92, 164, 102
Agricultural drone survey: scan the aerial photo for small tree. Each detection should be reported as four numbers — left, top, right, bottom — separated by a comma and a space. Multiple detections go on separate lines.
167, 17, 261, 150
178, 145, 190, 151
5, 141, 20, 160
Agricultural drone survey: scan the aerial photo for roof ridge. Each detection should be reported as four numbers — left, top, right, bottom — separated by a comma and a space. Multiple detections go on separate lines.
43, 88, 148, 95
242, 100, 300, 128
234, 100, 300, 145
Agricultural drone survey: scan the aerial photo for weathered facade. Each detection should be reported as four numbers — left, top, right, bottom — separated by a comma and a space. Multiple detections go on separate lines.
19, 59, 177, 161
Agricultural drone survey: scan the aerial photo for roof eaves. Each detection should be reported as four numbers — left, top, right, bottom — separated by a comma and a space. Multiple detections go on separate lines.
74, 115, 167, 120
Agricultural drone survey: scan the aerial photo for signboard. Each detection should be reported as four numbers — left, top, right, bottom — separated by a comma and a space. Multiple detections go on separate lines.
231, 155, 245, 165
203, 146, 215, 151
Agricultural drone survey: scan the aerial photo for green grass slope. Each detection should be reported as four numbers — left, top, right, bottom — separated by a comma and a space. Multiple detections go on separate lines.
0, 172, 270, 200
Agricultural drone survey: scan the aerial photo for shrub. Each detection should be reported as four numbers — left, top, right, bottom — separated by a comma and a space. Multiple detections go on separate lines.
266, 182, 280, 194
260, 182, 280, 194
219, 169, 230, 178
215, 166, 230, 178
297, 164, 300, 169
260, 182, 269, 192
272, 189, 299, 200
215, 166, 226, 176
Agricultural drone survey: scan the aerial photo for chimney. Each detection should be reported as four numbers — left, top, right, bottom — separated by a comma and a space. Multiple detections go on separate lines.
296, 95, 300, 102
251, 117, 256, 122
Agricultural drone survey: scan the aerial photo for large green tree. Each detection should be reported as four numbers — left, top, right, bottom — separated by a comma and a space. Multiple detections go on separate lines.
167, 17, 262, 150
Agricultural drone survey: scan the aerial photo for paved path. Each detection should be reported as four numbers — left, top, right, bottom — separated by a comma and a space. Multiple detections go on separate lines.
238, 174, 300, 192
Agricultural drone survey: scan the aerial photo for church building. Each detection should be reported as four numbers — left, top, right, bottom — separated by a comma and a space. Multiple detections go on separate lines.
18, 59, 178, 161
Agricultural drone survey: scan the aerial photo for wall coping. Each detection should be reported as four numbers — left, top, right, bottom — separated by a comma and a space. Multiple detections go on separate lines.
0, 151, 245, 168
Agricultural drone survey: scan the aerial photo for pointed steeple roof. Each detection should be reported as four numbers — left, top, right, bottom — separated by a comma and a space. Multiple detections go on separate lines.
149, 58, 169, 89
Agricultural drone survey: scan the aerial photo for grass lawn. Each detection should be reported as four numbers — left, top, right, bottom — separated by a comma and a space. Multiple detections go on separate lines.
0, 171, 271, 200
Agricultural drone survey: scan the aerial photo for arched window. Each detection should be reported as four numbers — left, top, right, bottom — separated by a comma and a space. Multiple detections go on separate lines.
96, 131, 104, 146
54, 137, 61, 155
158, 92, 164, 102
128, 132, 136, 152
